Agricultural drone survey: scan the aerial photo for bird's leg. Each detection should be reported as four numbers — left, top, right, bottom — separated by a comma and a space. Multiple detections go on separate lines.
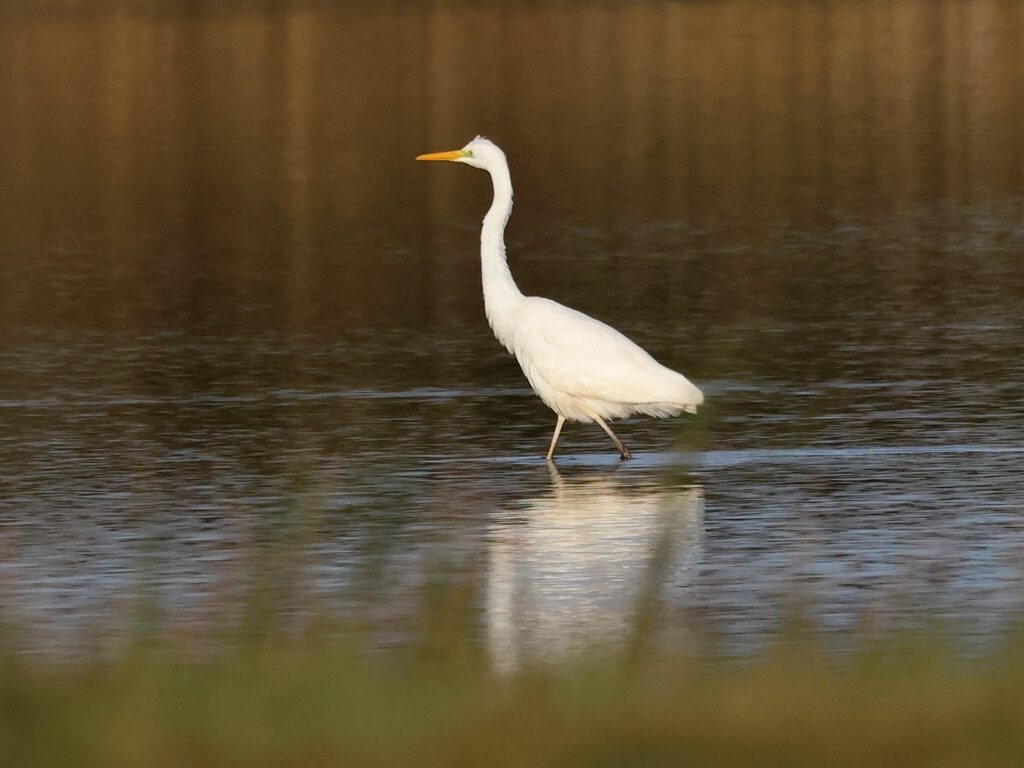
545, 415, 566, 461
591, 414, 633, 460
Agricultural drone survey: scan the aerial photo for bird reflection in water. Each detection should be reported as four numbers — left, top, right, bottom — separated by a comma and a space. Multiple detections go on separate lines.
486, 464, 703, 674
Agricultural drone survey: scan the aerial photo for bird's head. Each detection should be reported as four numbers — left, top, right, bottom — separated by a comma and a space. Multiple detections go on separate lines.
416, 136, 506, 172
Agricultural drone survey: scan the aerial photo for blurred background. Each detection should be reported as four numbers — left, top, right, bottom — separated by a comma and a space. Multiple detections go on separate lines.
1, 0, 1024, 671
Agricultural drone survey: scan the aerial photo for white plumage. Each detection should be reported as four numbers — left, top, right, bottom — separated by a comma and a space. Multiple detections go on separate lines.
417, 136, 703, 460
510, 298, 701, 422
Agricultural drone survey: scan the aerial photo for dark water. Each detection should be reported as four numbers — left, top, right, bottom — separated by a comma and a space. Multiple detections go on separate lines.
2, 1, 1024, 665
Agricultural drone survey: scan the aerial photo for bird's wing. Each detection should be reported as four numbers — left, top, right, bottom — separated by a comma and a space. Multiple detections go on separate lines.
512, 298, 689, 405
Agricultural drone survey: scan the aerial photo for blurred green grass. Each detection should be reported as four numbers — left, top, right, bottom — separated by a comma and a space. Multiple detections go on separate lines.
2, 632, 1024, 767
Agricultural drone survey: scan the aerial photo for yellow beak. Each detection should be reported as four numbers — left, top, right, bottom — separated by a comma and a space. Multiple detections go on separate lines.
416, 149, 466, 162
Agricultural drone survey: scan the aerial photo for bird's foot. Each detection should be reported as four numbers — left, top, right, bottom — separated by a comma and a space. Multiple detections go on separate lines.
619, 447, 633, 460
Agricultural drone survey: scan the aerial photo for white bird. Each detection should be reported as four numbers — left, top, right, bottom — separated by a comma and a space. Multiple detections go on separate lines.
417, 137, 703, 461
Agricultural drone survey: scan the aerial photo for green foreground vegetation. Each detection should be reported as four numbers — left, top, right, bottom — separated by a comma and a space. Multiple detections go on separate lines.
2, 634, 1024, 767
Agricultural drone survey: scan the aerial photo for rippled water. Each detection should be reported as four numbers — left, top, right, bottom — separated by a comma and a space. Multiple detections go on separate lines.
2, 0, 1024, 665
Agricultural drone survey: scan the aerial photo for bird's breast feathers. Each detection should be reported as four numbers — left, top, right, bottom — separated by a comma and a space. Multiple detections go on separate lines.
510, 297, 696, 409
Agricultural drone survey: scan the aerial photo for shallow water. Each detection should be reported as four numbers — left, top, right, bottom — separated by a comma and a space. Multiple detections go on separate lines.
2, 0, 1024, 665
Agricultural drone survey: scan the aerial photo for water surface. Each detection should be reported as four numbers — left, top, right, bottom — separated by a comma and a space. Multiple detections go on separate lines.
2, 0, 1024, 665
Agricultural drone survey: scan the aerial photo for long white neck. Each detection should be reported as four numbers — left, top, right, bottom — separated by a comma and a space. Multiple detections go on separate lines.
480, 160, 524, 352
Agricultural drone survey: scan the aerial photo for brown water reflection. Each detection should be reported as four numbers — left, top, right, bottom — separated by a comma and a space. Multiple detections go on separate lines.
3, 1, 1024, 335
1, 1, 1024, 661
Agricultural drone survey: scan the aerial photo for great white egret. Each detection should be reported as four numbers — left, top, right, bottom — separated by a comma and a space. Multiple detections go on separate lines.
417, 137, 703, 460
